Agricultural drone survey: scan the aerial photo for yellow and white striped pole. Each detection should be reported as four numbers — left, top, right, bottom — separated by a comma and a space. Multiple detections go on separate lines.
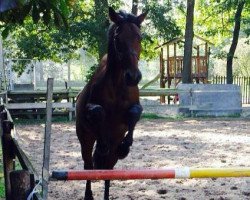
176, 167, 250, 178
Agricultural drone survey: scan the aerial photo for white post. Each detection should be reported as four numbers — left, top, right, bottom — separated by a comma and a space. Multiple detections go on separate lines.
33, 61, 36, 90
42, 78, 54, 200
8, 64, 13, 90
0, 37, 4, 91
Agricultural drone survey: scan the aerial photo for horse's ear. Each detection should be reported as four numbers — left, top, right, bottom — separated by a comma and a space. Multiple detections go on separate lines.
109, 7, 123, 24
137, 10, 148, 25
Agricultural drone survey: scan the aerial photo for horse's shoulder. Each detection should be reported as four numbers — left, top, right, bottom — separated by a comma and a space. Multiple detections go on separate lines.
91, 54, 108, 83
100, 54, 108, 68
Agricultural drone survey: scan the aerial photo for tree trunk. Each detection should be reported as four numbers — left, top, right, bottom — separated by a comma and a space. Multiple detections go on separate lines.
94, 0, 109, 60
182, 0, 195, 83
226, 0, 245, 84
132, 0, 138, 15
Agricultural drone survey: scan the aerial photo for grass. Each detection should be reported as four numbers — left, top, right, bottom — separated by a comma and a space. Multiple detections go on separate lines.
141, 113, 166, 119
141, 113, 184, 120
13, 114, 184, 125
13, 116, 70, 125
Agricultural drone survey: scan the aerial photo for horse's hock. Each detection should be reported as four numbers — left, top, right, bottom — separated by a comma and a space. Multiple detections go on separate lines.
178, 84, 242, 117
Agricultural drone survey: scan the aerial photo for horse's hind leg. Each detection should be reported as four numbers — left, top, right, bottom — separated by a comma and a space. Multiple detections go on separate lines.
103, 153, 120, 200
86, 103, 109, 154
104, 180, 110, 200
80, 138, 95, 200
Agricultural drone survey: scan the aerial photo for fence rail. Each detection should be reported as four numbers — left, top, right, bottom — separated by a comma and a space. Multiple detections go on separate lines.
0, 105, 42, 200
212, 76, 250, 104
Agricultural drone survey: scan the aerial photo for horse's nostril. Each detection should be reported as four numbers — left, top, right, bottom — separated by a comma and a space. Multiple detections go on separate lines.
125, 70, 142, 86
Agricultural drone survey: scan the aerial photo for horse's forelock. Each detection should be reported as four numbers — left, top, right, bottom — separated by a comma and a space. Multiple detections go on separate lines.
108, 10, 141, 30
118, 11, 141, 27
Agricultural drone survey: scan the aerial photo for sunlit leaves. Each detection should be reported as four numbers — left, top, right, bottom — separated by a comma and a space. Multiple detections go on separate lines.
0, 0, 74, 30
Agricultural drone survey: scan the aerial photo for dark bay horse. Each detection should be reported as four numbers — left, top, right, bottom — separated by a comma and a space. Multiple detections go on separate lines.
76, 7, 147, 200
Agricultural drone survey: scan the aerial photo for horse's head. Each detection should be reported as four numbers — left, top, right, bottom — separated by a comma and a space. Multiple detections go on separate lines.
109, 7, 147, 86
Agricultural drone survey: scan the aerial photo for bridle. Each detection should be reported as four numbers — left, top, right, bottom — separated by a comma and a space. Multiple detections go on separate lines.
113, 24, 140, 61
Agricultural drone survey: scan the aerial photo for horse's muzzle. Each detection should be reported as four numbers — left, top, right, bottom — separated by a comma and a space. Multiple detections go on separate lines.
125, 69, 142, 86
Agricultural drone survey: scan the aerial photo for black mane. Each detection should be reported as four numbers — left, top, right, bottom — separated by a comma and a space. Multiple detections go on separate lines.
117, 10, 141, 27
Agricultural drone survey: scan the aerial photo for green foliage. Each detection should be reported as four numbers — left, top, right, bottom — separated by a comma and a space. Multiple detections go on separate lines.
143, 1, 181, 41
1, 0, 183, 75
85, 64, 98, 82
5, 0, 249, 78
0, 0, 73, 30
193, 0, 250, 43
138, 0, 181, 59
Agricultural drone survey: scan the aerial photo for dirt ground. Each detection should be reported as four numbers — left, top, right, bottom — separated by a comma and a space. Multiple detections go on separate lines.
15, 118, 250, 200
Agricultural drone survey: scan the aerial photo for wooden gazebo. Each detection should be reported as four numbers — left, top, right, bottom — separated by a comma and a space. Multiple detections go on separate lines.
157, 34, 213, 103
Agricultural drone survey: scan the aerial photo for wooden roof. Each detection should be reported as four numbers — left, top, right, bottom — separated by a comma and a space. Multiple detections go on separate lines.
156, 34, 214, 49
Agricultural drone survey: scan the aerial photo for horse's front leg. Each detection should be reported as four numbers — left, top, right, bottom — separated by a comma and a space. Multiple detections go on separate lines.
117, 104, 142, 159
125, 104, 143, 145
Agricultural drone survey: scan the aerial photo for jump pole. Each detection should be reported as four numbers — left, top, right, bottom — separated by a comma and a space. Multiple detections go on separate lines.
51, 167, 250, 181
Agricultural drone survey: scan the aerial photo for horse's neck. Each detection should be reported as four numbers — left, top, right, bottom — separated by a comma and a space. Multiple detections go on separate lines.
104, 54, 126, 89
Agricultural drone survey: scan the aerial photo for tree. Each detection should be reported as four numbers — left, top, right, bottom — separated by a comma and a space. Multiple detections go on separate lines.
1, 0, 181, 75
0, 0, 73, 38
139, 0, 181, 60
132, 0, 138, 15
94, 0, 109, 59
226, 0, 246, 84
192, 0, 250, 78
182, 0, 195, 83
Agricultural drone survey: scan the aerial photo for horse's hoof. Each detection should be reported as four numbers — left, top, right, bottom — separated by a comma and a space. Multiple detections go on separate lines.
84, 190, 94, 200
117, 143, 130, 159
123, 135, 133, 147
84, 196, 94, 200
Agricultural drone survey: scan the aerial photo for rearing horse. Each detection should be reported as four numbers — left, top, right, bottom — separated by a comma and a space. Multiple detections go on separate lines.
76, 7, 147, 200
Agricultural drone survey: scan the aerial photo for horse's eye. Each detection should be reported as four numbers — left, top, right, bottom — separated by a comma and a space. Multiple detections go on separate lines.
115, 37, 123, 51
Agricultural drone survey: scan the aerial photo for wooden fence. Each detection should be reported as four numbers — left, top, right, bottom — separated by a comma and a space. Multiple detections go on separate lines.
212, 76, 250, 104
0, 105, 42, 200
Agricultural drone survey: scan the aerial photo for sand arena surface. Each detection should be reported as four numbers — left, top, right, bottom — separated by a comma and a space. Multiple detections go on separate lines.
15, 118, 250, 200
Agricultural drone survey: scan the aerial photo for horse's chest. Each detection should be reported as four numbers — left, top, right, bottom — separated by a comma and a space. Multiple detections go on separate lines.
102, 90, 131, 111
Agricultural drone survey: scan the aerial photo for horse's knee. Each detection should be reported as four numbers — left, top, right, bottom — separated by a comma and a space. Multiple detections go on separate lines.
127, 104, 143, 127
86, 103, 105, 125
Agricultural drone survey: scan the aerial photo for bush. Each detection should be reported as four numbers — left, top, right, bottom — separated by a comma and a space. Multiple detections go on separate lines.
85, 64, 98, 83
